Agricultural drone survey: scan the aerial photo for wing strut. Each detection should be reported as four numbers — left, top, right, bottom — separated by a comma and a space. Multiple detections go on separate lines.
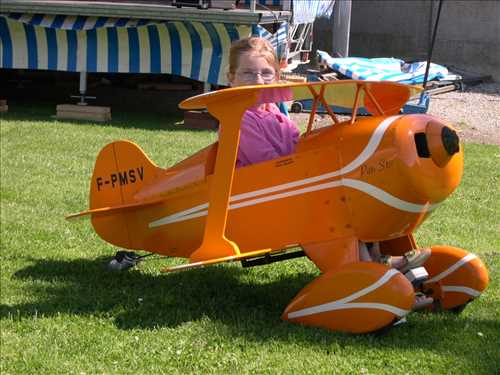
363, 85, 385, 116
317, 87, 340, 125
188, 93, 258, 263
305, 85, 341, 136
350, 83, 363, 124
305, 87, 320, 135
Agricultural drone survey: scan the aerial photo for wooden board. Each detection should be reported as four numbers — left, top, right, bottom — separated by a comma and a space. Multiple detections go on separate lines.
56, 104, 111, 122
183, 110, 218, 130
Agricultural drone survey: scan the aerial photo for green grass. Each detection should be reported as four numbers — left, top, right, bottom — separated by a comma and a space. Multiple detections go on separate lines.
1, 104, 499, 374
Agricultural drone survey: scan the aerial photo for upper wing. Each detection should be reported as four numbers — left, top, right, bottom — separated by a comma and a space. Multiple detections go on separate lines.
180, 80, 422, 115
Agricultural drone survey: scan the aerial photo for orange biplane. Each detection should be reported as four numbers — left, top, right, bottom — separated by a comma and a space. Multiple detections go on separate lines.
68, 80, 489, 334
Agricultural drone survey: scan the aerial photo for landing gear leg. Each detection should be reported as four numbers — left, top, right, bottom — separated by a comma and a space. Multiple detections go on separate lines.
108, 251, 143, 271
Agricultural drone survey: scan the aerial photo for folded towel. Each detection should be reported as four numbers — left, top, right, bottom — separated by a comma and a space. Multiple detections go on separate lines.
317, 50, 459, 84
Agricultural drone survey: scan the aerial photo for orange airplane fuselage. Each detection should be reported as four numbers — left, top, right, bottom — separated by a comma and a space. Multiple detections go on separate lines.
90, 114, 461, 263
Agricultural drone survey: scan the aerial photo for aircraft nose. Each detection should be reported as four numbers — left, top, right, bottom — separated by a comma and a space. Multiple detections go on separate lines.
441, 126, 460, 156
414, 120, 460, 167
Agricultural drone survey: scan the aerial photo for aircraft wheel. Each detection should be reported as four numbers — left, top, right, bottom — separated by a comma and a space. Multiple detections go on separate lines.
108, 250, 141, 271
436, 299, 472, 314
290, 102, 303, 113
447, 301, 470, 314
370, 316, 408, 336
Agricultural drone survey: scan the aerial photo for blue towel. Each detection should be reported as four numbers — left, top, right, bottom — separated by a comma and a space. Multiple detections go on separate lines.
317, 50, 454, 84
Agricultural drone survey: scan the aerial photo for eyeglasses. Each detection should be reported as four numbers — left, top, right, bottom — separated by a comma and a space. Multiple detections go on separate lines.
236, 70, 276, 83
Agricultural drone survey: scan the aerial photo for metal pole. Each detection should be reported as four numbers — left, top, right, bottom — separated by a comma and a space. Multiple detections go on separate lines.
422, 0, 444, 89
79, 71, 87, 105
79, 71, 87, 96
282, 0, 291, 11
204, 82, 211, 93
72, 71, 95, 105
332, 0, 351, 57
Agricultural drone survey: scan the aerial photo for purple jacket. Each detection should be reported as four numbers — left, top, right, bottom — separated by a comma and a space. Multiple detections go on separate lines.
236, 104, 300, 167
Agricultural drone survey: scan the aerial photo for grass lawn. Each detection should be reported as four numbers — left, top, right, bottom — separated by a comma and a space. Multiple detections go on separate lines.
1, 105, 499, 374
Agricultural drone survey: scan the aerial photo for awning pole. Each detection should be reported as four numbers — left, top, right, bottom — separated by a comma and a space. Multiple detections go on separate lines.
332, 0, 351, 57
422, 0, 444, 91
79, 71, 87, 97
71, 71, 96, 105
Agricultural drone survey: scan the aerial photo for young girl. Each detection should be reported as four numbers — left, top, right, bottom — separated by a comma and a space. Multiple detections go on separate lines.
226, 37, 300, 167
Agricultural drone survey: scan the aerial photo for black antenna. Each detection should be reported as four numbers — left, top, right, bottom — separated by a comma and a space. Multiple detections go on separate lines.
422, 0, 444, 90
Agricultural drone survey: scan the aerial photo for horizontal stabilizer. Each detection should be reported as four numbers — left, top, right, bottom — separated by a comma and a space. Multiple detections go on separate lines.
66, 198, 164, 220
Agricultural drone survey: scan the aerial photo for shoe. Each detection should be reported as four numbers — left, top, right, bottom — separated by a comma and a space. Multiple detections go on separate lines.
399, 248, 431, 273
108, 251, 141, 271
404, 266, 429, 288
412, 293, 433, 310
379, 254, 392, 267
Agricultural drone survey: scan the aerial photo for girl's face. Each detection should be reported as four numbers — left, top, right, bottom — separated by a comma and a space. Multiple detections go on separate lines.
229, 51, 277, 87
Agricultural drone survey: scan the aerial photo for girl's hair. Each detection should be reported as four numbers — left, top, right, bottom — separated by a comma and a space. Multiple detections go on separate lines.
228, 37, 279, 74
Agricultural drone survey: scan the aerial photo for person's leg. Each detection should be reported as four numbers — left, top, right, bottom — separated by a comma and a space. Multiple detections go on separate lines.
388, 256, 406, 269
399, 248, 432, 273
413, 293, 433, 310
358, 241, 373, 262
367, 243, 433, 310
378, 248, 431, 271
367, 242, 382, 262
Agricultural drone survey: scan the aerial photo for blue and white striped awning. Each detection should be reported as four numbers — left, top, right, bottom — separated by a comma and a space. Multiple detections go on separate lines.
252, 22, 288, 59
0, 13, 288, 85
5, 12, 159, 30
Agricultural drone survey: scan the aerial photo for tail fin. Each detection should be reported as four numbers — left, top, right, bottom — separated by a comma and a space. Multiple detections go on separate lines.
90, 140, 161, 209
88, 140, 164, 249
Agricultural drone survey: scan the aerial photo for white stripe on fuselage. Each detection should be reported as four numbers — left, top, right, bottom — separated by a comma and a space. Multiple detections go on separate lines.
149, 115, 436, 228
342, 179, 441, 213
229, 115, 402, 203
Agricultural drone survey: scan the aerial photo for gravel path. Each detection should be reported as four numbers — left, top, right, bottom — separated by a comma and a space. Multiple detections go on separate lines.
428, 82, 500, 145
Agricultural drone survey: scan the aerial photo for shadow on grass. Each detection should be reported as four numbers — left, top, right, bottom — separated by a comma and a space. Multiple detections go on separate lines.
4, 257, 309, 330
0, 104, 212, 133
2, 257, 499, 372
